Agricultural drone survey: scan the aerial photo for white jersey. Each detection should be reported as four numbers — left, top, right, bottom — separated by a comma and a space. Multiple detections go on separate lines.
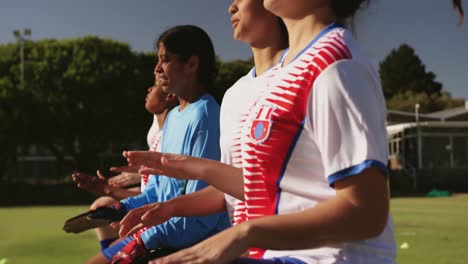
220, 66, 282, 225
240, 25, 396, 263
141, 115, 162, 190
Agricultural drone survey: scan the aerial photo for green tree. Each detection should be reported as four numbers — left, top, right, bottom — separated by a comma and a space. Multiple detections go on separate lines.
379, 44, 442, 99
379, 43, 463, 113
387, 90, 464, 113
0, 37, 254, 179
0, 37, 155, 176
0, 44, 29, 178
214, 57, 253, 103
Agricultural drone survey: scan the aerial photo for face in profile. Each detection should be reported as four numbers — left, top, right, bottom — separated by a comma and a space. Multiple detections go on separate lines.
153, 43, 188, 96
229, 0, 279, 44
145, 79, 176, 115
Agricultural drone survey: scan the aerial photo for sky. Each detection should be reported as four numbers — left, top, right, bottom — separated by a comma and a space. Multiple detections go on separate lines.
1, 0, 467, 99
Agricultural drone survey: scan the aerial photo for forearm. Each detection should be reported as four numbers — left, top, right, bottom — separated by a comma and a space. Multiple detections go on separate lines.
197, 158, 244, 200
241, 169, 389, 250
120, 191, 153, 212
125, 151, 245, 200
141, 211, 229, 250
166, 186, 226, 216
106, 187, 141, 201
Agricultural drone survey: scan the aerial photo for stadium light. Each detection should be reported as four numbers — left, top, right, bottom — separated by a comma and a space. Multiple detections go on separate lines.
415, 103, 420, 123
415, 103, 422, 170
12, 28, 32, 89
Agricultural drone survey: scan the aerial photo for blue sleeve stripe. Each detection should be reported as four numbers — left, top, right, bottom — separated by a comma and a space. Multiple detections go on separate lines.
101, 236, 133, 260
327, 160, 388, 187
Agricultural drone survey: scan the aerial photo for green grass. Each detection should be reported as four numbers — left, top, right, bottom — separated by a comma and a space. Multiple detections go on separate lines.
0, 205, 97, 264
0, 195, 468, 263
392, 194, 468, 264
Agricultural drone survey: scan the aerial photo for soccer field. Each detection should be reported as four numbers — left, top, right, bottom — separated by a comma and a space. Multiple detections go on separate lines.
392, 194, 468, 264
1, 195, 468, 263
0, 205, 96, 264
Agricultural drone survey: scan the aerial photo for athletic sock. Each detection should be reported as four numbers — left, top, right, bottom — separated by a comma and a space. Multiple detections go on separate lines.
100, 238, 118, 250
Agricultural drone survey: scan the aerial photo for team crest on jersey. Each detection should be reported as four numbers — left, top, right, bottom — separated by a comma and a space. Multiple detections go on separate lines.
250, 105, 276, 144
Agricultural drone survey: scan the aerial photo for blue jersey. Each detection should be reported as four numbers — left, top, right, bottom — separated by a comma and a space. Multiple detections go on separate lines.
120, 93, 229, 250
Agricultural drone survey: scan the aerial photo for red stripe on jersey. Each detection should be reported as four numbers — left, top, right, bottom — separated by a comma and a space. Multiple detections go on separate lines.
242, 30, 351, 258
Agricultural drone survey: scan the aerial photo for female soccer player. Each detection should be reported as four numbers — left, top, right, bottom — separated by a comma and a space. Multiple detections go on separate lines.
85, 25, 230, 264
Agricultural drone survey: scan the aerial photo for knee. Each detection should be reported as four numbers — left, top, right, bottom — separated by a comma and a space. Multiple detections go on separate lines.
91, 196, 117, 210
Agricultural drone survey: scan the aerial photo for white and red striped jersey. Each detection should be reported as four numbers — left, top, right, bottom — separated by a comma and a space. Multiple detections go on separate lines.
220, 64, 285, 226
141, 115, 163, 190
240, 25, 396, 263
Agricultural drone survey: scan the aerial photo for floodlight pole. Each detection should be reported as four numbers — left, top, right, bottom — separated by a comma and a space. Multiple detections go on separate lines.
415, 103, 422, 169
13, 28, 31, 89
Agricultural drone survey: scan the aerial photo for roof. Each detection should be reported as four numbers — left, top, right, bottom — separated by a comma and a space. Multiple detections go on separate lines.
387, 102, 468, 123
387, 121, 468, 136
425, 106, 468, 120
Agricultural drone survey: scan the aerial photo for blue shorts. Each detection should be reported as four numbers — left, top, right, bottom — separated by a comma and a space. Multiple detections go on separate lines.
232, 257, 306, 264
101, 236, 133, 260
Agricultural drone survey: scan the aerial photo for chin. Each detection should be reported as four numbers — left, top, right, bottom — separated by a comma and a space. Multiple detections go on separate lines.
162, 86, 171, 93
146, 106, 158, 114
233, 32, 247, 43
145, 102, 152, 111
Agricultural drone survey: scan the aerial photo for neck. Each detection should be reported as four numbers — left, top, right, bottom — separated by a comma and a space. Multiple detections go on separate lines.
251, 45, 286, 77
282, 9, 334, 65
177, 84, 205, 111
250, 27, 288, 76
156, 108, 170, 129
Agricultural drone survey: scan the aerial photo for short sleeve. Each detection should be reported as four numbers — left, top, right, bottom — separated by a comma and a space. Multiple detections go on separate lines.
309, 60, 388, 186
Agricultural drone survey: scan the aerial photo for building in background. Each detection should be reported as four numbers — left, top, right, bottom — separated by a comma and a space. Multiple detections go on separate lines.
387, 102, 468, 193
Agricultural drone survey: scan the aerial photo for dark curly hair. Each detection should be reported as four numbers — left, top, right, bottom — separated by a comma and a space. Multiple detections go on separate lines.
331, 0, 370, 19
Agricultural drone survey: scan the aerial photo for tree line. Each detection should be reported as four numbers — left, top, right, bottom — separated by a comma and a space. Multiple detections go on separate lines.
0, 37, 462, 178
0, 37, 252, 177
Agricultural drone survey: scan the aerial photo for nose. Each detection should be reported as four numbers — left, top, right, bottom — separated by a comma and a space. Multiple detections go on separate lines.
154, 60, 162, 75
228, 0, 237, 15
148, 86, 153, 93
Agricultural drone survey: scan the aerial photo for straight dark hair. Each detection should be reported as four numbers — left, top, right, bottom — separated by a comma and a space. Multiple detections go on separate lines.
331, 0, 370, 19
156, 25, 217, 93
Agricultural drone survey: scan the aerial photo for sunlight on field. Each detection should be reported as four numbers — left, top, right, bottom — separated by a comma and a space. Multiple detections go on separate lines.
392, 194, 468, 264
1, 194, 468, 263
0, 206, 97, 264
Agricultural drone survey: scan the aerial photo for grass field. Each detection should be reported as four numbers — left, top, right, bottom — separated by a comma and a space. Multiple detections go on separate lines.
392, 194, 468, 264
0, 205, 96, 264
1, 194, 468, 263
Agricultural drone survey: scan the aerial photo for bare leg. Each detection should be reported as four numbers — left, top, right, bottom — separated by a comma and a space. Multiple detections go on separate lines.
85, 252, 109, 264
86, 237, 127, 264
90, 196, 119, 241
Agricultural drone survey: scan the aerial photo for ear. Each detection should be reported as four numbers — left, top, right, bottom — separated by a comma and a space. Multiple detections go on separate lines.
185, 55, 199, 74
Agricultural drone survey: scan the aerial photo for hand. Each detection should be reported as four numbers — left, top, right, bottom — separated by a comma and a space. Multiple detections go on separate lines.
121, 222, 145, 238
88, 203, 127, 222
149, 223, 250, 264
123, 151, 201, 181
72, 171, 111, 197
140, 202, 174, 228
119, 204, 153, 237
108, 172, 141, 188
111, 232, 149, 264
119, 202, 174, 238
